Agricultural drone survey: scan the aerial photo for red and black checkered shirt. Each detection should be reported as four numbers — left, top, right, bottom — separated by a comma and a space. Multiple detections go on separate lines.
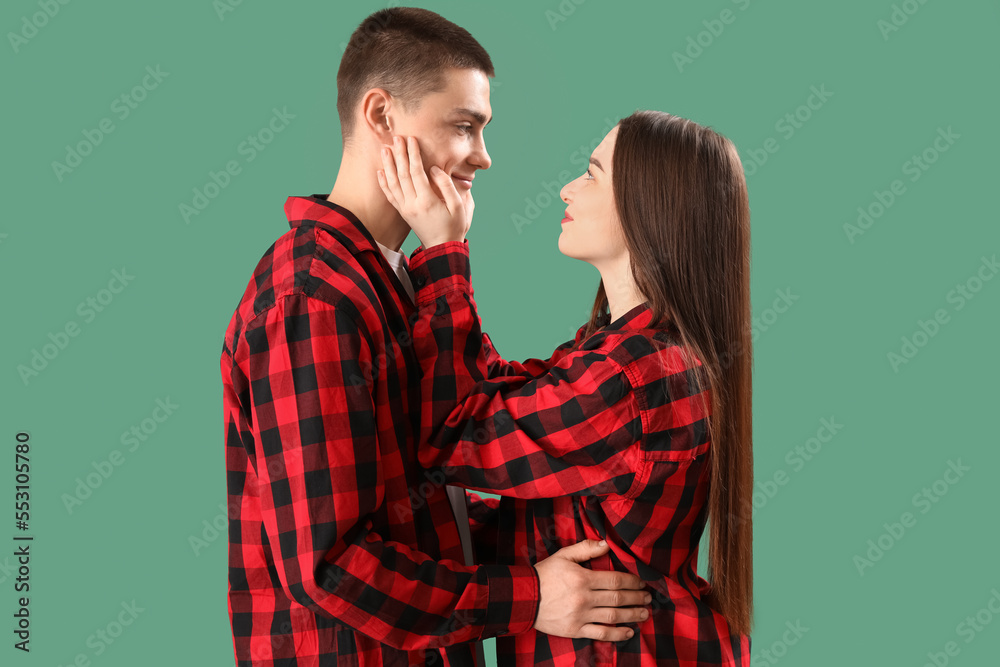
220, 196, 539, 666
407, 241, 752, 666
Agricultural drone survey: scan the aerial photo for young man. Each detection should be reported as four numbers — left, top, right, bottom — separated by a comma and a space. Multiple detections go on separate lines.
220, 7, 650, 667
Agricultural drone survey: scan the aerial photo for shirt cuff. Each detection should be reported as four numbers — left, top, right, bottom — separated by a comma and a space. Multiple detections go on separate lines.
480, 564, 540, 639
408, 240, 471, 304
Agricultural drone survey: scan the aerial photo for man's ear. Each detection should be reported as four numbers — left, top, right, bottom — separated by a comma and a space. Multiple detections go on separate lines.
360, 88, 395, 144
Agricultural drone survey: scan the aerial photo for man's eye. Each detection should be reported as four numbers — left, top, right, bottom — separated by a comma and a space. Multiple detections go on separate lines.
457, 125, 473, 134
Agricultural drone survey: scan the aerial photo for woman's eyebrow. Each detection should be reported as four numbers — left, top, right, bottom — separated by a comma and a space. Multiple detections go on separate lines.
589, 157, 605, 171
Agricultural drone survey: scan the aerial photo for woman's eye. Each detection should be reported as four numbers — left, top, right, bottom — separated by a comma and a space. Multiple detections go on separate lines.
585, 169, 595, 180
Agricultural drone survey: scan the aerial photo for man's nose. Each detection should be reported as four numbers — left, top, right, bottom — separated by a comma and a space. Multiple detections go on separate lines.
470, 136, 491, 170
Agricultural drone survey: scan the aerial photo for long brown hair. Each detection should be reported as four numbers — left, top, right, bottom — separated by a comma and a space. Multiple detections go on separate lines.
583, 110, 754, 636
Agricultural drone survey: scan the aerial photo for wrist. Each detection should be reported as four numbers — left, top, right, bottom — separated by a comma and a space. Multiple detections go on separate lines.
419, 236, 466, 248
408, 240, 471, 303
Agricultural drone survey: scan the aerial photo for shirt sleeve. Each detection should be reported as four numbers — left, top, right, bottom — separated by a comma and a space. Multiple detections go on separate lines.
411, 247, 586, 380
239, 291, 539, 650
408, 243, 646, 499
481, 328, 587, 379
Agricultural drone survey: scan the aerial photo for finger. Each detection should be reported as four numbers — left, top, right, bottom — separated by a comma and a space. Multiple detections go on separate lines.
576, 624, 635, 643
553, 539, 610, 564
391, 136, 416, 200
590, 589, 652, 609
463, 189, 475, 231
380, 147, 405, 204
376, 170, 398, 209
584, 606, 649, 626
586, 570, 645, 591
429, 166, 465, 215
405, 137, 436, 201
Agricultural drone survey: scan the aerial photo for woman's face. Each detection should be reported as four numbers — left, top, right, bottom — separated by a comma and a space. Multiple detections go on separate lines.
558, 126, 625, 268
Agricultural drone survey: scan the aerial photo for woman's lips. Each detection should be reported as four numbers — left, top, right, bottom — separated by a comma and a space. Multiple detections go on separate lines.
561, 211, 573, 224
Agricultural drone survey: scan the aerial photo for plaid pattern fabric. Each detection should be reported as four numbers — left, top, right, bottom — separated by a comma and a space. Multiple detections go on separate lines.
220, 196, 538, 666
408, 241, 751, 666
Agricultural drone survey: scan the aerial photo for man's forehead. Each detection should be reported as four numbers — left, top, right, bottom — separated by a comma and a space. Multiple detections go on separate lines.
430, 68, 492, 120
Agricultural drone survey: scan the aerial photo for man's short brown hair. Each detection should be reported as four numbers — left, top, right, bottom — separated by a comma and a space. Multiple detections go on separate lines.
337, 7, 494, 139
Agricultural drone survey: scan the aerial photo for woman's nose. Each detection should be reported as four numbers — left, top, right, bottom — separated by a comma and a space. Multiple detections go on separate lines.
560, 181, 573, 203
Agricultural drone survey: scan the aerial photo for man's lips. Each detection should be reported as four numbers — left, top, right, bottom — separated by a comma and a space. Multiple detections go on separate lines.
452, 174, 474, 189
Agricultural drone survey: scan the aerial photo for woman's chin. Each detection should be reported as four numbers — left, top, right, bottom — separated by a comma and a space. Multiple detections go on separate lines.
557, 233, 573, 258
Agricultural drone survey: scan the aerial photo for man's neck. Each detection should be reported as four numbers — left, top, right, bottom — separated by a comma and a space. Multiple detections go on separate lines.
327, 154, 411, 252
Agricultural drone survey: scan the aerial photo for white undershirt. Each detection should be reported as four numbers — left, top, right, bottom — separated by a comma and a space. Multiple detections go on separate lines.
375, 240, 415, 304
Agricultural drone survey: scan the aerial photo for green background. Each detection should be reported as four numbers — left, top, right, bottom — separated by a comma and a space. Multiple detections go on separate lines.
3, 0, 998, 664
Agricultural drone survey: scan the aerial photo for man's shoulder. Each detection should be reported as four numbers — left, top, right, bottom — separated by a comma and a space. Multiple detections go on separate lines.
222, 223, 381, 349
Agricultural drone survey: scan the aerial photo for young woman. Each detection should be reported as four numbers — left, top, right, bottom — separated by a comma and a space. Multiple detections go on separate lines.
378, 110, 753, 666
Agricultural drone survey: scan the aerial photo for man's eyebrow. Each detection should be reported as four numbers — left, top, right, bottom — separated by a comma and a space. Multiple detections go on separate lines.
589, 157, 604, 171
451, 108, 492, 125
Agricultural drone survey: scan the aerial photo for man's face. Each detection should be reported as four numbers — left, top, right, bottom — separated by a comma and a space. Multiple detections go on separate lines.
386, 67, 492, 192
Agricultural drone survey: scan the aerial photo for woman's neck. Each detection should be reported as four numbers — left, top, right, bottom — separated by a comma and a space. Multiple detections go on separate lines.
597, 254, 647, 322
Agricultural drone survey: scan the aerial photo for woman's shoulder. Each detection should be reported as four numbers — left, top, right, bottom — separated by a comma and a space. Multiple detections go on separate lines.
597, 325, 704, 381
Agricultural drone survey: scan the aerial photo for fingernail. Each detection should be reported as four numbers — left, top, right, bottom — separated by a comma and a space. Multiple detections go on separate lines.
626, 630, 634, 638
598, 540, 607, 547
640, 610, 648, 620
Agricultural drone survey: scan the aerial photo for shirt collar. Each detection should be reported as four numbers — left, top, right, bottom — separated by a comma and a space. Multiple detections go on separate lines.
284, 194, 382, 257
602, 301, 677, 334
